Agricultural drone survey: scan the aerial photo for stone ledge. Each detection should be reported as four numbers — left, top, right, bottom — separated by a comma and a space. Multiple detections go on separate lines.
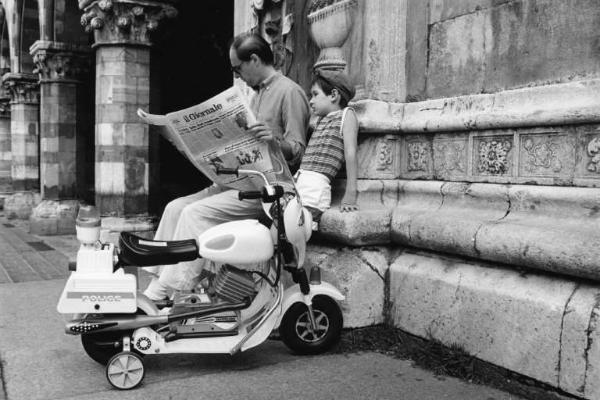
318, 179, 600, 281
350, 79, 600, 134
388, 251, 600, 400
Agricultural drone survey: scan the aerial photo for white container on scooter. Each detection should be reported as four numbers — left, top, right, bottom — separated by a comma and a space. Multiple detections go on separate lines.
57, 206, 136, 314
57, 243, 137, 314
198, 219, 274, 265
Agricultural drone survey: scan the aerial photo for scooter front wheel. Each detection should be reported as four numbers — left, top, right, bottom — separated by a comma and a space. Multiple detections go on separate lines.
106, 351, 145, 390
280, 295, 343, 355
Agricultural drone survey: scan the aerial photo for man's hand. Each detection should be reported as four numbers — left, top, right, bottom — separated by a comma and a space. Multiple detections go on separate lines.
247, 122, 276, 143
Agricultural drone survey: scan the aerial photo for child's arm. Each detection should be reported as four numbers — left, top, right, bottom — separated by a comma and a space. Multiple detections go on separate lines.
341, 109, 359, 212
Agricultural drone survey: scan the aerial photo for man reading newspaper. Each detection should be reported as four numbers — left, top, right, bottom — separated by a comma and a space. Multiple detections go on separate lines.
143, 33, 310, 301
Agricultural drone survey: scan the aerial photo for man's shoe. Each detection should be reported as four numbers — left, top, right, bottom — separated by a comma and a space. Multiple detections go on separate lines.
152, 298, 174, 310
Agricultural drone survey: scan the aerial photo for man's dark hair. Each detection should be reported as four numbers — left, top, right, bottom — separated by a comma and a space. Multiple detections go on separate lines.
230, 33, 274, 65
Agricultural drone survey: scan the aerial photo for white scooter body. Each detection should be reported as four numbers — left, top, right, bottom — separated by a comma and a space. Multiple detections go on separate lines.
57, 169, 345, 390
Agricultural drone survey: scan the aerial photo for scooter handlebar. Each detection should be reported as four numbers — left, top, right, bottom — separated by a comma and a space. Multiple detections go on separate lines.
238, 185, 285, 202
238, 190, 263, 200
215, 167, 238, 176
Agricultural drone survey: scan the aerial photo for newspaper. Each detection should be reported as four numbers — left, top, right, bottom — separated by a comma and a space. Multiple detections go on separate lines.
137, 86, 295, 192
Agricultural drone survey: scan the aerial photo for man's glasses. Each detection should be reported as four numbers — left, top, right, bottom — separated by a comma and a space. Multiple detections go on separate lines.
231, 62, 244, 74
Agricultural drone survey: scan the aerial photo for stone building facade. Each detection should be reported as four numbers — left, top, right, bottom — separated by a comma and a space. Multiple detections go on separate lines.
1, 0, 600, 398
236, 1, 600, 399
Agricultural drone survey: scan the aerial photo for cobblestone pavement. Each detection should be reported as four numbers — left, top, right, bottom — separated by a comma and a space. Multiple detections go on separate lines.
0, 214, 77, 284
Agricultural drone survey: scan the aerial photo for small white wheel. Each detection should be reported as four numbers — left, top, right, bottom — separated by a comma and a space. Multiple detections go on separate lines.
106, 351, 145, 390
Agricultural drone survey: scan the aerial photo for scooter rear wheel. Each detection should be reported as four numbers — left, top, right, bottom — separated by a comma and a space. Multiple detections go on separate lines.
82, 330, 134, 365
81, 309, 147, 365
106, 351, 145, 390
280, 295, 343, 355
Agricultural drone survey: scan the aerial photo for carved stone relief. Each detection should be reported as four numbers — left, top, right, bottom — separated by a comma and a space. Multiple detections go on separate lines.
475, 137, 513, 175
587, 137, 600, 174
79, 0, 178, 46
520, 135, 567, 176
376, 137, 394, 172
434, 140, 467, 177
31, 42, 91, 83
251, 0, 293, 75
407, 141, 429, 172
2, 74, 40, 104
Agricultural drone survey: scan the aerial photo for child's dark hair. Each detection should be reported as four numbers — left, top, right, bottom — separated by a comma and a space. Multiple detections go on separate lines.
311, 75, 349, 108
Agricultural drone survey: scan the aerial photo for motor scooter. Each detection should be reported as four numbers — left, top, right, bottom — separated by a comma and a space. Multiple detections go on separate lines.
57, 168, 345, 390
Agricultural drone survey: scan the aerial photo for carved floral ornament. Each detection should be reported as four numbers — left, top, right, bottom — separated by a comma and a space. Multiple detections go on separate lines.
477, 138, 512, 175
79, 0, 177, 45
522, 137, 562, 173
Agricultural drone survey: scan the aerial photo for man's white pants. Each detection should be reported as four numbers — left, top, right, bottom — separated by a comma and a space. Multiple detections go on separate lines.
144, 185, 263, 291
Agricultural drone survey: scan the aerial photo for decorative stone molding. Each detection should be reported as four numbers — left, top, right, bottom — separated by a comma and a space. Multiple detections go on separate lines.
30, 41, 92, 83
401, 79, 600, 133
79, 0, 178, 47
2, 73, 40, 104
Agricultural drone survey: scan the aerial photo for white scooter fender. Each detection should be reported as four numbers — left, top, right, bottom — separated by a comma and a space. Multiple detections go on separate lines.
275, 281, 345, 328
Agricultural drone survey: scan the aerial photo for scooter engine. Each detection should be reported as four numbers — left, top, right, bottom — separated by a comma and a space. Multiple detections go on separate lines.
211, 264, 257, 303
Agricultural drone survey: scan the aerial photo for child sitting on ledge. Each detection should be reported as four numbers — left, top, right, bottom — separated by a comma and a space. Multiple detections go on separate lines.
295, 68, 359, 230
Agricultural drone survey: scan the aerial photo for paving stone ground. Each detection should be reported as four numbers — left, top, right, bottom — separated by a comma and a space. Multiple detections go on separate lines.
0, 215, 76, 284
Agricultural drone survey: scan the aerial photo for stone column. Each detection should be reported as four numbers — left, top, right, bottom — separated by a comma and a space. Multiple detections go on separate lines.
0, 93, 11, 208
28, 41, 92, 234
2, 73, 41, 219
79, 0, 177, 240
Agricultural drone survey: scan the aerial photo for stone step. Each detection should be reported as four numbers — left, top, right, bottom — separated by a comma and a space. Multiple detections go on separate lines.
317, 179, 600, 281
388, 250, 600, 400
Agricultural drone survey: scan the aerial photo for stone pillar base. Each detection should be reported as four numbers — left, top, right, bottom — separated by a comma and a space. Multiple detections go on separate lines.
0, 190, 13, 210
29, 199, 80, 235
4, 192, 41, 219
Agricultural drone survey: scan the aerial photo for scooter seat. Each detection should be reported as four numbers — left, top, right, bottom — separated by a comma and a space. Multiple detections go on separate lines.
118, 232, 199, 267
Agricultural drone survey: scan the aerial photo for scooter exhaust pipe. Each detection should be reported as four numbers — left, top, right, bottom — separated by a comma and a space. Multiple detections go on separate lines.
65, 315, 169, 335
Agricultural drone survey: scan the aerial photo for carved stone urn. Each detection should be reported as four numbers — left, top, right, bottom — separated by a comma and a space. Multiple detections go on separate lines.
307, 0, 357, 71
